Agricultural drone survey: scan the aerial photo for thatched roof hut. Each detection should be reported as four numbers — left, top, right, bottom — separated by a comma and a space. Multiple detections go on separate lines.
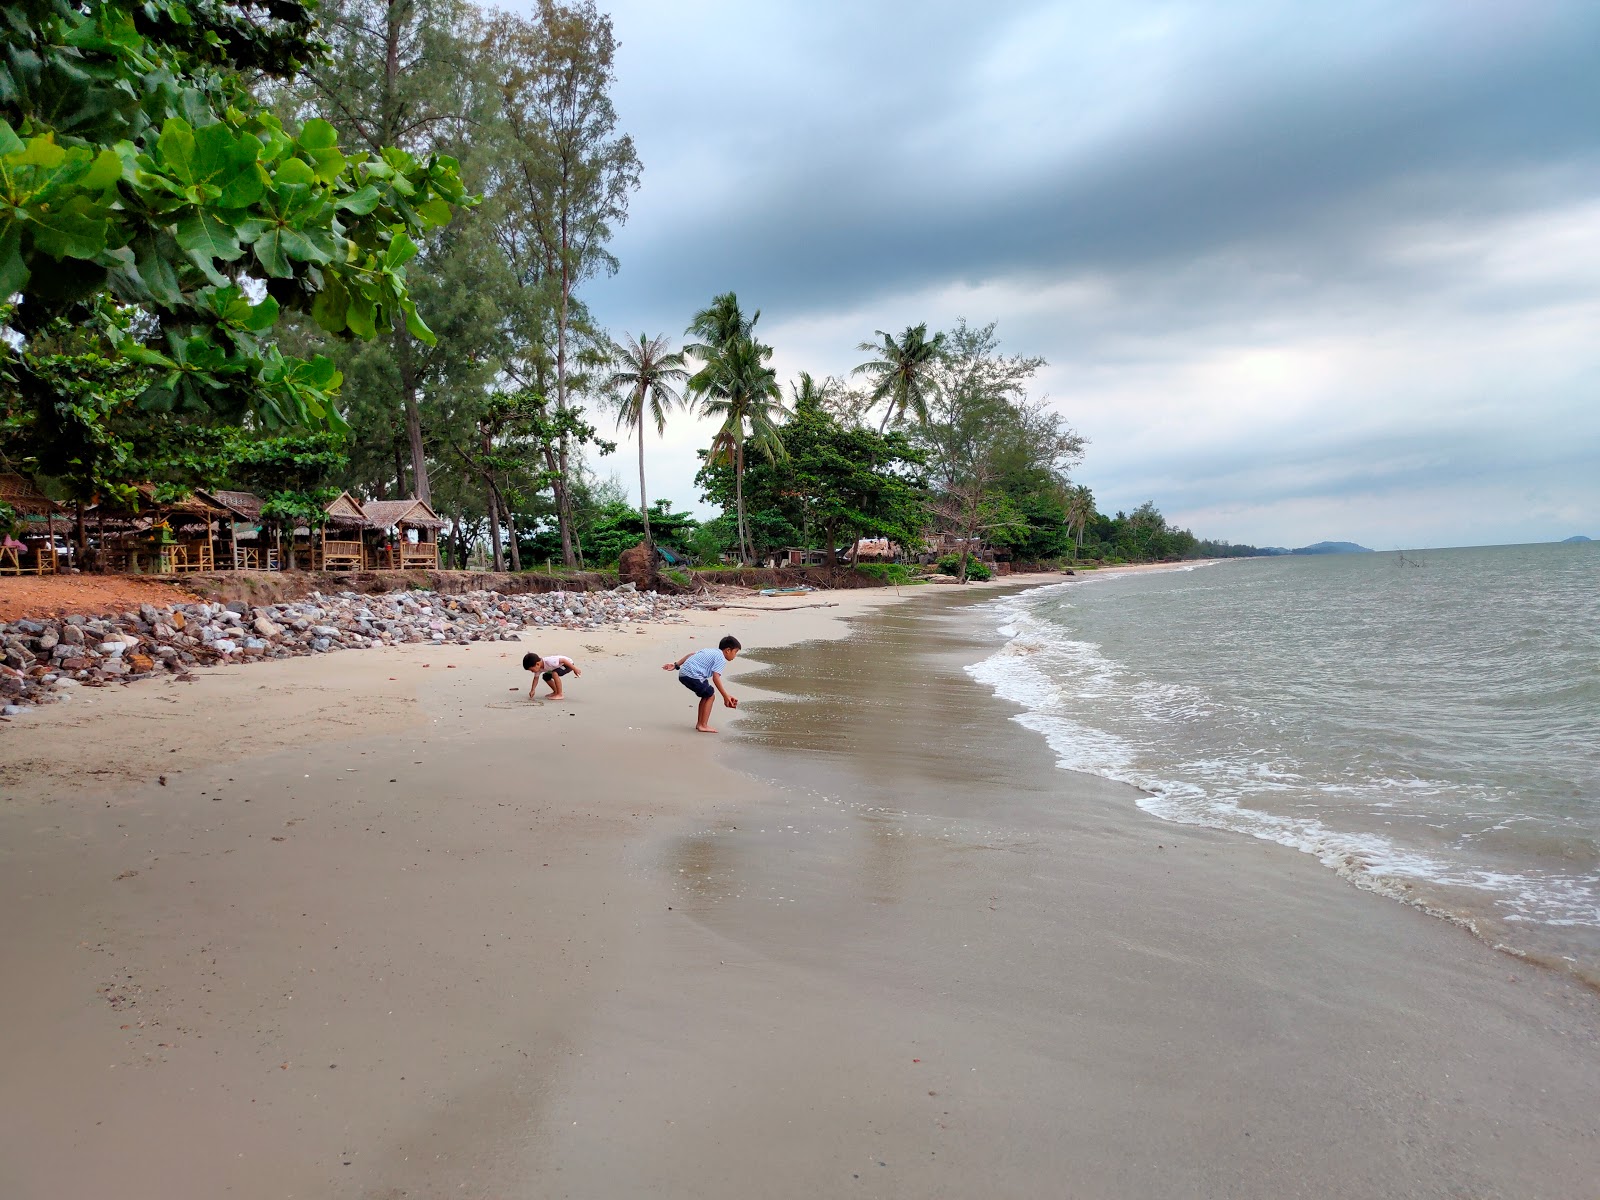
323, 491, 369, 528
362, 498, 444, 530
0, 472, 62, 514
363, 498, 443, 568
201, 489, 263, 522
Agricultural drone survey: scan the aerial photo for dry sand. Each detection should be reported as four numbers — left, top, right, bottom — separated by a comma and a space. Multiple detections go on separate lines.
1, 572, 1596, 1199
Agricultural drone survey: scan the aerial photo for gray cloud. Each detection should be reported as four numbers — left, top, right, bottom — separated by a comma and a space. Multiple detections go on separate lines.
503, 0, 1600, 547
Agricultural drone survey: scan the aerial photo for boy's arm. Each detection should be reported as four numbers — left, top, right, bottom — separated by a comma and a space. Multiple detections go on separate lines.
662, 654, 687, 671
712, 670, 737, 707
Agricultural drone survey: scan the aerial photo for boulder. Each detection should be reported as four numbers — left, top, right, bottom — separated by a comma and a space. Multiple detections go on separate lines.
617, 541, 657, 588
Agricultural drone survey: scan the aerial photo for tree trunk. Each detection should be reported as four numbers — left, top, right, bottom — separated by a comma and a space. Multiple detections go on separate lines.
637, 425, 653, 554
393, 440, 407, 500
502, 492, 521, 572
397, 328, 430, 504
486, 483, 503, 572
733, 438, 749, 565
554, 206, 577, 568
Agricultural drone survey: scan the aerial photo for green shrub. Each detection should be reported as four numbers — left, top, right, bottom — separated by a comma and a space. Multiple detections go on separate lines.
857, 562, 917, 585
936, 554, 992, 581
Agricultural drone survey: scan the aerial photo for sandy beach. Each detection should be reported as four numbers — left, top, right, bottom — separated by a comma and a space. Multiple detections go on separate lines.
2, 572, 1597, 1198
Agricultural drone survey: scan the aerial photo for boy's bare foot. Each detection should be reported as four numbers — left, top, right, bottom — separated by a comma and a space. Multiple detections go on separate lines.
695, 724, 718, 733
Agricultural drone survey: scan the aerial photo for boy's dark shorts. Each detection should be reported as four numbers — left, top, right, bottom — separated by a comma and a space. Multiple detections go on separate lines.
679, 673, 715, 699
541, 665, 573, 682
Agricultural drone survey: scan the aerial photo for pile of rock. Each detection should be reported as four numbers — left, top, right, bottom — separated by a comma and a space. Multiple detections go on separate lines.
0, 585, 704, 714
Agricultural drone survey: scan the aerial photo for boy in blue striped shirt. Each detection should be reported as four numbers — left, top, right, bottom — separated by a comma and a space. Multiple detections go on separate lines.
662, 635, 741, 733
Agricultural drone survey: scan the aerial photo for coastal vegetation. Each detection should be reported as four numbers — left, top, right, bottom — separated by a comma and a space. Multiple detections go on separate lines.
4, 0, 1240, 577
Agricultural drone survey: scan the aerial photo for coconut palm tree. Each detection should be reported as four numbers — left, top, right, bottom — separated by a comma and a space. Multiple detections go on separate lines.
699, 335, 787, 564
853, 322, 947, 434
607, 333, 688, 555
685, 291, 759, 389
1064, 483, 1095, 559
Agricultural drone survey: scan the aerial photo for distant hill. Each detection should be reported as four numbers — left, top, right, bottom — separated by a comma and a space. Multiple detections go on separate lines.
1291, 540, 1373, 555
1561, 535, 1593, 543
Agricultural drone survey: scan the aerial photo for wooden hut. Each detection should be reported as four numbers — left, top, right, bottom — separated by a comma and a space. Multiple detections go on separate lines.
0, 472, 64, 574
200, 489, 272, 570
90, 485, 234, 573
362, 498, 443, 569
310, 492, 369, 570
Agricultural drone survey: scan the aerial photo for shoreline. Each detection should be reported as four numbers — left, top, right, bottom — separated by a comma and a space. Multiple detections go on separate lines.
4, 566, 1596, 1197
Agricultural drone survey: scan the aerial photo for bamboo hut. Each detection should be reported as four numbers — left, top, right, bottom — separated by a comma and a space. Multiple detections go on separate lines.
90, 485, 234, 573
307, 492, 369, 570
0, 472, 65, 574
200, 489, 272, 569
362, 498, 444, 569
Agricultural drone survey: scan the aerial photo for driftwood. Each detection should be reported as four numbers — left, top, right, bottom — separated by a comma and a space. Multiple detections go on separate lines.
702, 601, 840, 612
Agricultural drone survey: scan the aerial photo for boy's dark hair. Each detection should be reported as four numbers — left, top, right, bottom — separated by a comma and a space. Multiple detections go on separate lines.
521, 652, 541, 670
718, 635, 741, 651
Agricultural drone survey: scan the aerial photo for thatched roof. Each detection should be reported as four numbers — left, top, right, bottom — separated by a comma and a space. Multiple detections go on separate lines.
362, 498, 444, 530
203, 489, 263, 520
88, 484, 233, 519
323, 491, 369, 529
0, 472, 62, 514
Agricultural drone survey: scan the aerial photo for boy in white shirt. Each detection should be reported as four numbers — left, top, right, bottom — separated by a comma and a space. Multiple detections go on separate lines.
523, 651, 582, 700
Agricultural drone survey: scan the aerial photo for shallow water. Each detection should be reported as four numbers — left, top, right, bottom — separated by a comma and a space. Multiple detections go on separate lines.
967, 544, 1600, 980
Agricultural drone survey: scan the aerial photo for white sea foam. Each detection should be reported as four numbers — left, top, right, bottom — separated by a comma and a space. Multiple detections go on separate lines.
964, 583, 1600, 941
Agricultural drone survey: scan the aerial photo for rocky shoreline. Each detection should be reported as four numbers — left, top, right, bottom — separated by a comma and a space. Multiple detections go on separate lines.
0, 585, 707, 715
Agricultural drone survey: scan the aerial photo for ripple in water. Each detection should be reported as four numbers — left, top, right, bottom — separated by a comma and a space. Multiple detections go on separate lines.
966, 544, 1600, 983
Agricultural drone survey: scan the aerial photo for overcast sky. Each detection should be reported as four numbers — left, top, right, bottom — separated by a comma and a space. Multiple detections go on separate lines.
517, 0, 1600, 549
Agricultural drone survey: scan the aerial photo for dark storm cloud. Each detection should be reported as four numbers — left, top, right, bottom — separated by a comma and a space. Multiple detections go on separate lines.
544, 0, 1600, 547
596, 1, 1600, 319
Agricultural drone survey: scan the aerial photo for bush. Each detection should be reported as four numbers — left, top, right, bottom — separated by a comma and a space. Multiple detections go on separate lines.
856, 562, 918, 586
936, 554, 992, 581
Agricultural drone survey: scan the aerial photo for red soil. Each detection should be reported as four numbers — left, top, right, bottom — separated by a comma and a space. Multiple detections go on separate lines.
0, 575, 199, 622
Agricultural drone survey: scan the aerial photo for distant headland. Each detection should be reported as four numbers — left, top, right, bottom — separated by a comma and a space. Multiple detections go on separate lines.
1561, 535, 1593, 543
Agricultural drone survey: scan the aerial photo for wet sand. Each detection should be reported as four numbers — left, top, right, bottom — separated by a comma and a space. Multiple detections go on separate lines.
2, 575, 1597, 1198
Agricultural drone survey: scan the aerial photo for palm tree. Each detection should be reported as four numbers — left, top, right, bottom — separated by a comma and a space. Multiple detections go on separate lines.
607, 333, 688, 556
1064, 484, 1095, 559
685, 291, 758, 387
853, 322, 947, 434
699, 335, 787, 564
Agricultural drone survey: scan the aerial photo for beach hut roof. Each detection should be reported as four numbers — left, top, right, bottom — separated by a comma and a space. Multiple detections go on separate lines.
204, 489, 264, 520
0, 472, 62, 514
89, 484, 233, 518
323, 491, 369, 528
362, 498, 444, 530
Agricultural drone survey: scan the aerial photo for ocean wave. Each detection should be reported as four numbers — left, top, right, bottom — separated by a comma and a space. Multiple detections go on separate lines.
964, 589, 1600, 940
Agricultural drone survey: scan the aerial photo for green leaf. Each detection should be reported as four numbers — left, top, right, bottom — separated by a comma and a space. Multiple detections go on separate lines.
272, 157, 315, 189
251, 226, 293, 278
175, 210, 243, 264
16, 136, 67, 169
82, 148, 123, 190
401, 297, 435, 344
309, 272, 349, 333
416, 197, 453, 226
384, 231, 419, 270
242, 294, 279, 332
155, 118, 198, 183
0, 119, 25, 157
297, 119, 345, 182
25, 207, 108, 259
336, 184, 382, 215
276, 224, 332, 265
343, 288, 375, 338
0, 225, 27, 294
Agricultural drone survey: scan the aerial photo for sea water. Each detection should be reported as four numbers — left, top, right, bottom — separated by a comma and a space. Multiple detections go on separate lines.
968, 543, 1600, 980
